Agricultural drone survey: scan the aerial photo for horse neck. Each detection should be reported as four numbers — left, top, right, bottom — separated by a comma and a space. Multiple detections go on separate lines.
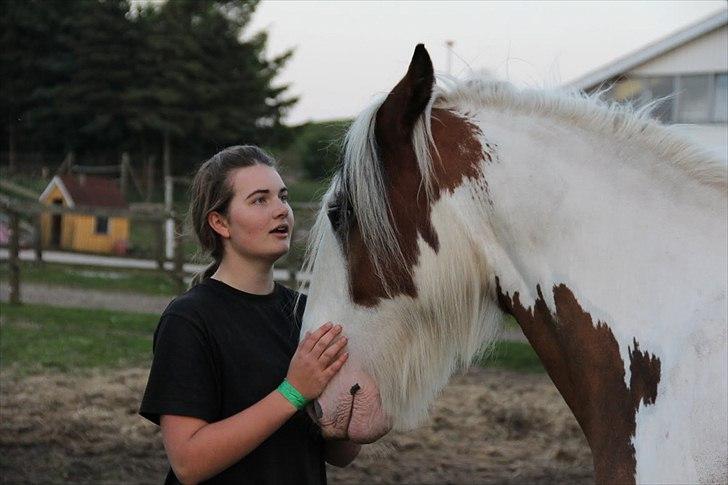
464, 109, 726, 336
455, 108, 727, 483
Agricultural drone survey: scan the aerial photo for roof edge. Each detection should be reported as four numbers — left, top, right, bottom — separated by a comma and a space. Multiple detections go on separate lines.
568, 9, 727, 92
38, 175, 76, 208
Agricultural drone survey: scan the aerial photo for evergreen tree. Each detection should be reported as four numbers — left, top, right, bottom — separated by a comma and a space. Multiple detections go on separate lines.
1, 0, 296, 175
128, 0, 296, 173
60, 0, 137, 159
0, 0, 82, 166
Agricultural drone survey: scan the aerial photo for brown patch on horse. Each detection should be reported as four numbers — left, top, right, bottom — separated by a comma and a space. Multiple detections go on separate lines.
347, 108, 486, 306
496, 278, 661, 484
430, 108, 488, 193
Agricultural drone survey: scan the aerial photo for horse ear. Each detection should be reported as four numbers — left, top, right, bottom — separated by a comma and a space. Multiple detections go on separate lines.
376, 44, 435, 143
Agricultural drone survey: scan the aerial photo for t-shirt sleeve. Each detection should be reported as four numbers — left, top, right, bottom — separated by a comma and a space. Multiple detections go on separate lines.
139, 313, 220, 426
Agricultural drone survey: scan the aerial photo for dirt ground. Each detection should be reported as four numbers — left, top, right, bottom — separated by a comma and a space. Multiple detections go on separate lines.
0, 366, 593, 484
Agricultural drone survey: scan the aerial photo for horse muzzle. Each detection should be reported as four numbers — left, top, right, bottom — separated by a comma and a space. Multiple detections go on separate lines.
306, 370, 392, 443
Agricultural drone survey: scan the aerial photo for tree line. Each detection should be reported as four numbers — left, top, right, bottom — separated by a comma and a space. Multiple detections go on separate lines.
0, 0, 295, 177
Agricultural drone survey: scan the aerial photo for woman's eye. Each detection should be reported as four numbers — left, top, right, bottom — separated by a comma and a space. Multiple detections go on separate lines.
254, 197, 267, 204
281, 194, 289, 202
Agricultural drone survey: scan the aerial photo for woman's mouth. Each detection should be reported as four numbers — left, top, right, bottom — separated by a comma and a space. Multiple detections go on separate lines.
269, 224, 290, 238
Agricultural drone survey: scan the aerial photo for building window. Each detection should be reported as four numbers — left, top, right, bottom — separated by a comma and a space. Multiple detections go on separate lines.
641, 77, 675, 123
608, 76, 674, 123
95, 216, 109, 235
715, 73, 727, 123
675, 75, 712, 123
605, 72, 727, 124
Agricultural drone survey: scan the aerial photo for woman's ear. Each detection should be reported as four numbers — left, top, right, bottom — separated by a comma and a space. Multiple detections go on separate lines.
207, 211, 231, 239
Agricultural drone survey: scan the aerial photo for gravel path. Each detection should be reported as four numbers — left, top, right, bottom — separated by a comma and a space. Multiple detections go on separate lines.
0, 281, 174, 314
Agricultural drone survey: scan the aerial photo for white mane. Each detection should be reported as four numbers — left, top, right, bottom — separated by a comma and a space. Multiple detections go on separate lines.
439, 76, 727, 187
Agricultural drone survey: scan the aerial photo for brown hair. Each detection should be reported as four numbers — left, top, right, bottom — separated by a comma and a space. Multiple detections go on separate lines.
188, 145, 277, 287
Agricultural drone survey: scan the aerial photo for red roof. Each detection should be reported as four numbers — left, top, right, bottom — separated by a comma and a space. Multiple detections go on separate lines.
57, 175, 128, 209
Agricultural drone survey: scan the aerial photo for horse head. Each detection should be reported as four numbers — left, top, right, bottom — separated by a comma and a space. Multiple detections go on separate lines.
302, 45, 498, 442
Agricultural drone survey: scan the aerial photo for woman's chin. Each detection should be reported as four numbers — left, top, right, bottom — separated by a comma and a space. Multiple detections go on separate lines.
266, 245, 291, 262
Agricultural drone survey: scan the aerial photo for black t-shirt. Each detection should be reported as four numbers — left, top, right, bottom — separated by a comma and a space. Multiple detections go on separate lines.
139, 278, 326, 485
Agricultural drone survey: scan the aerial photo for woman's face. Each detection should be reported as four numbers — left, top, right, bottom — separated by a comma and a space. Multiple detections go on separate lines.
216, 164, 294, 262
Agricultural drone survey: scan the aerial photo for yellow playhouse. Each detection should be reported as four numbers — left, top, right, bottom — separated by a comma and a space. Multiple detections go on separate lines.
38, 174, 130, 255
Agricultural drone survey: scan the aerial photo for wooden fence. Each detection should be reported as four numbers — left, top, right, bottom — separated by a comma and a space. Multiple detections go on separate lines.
0, 197, 319, 304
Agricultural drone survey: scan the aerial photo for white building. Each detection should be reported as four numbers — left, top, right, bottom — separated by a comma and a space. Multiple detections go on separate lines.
569, 10, 727, 161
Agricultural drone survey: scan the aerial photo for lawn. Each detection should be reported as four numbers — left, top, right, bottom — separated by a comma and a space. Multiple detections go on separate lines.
0, 301, 542, 376
478, 340, 544, 373
0, 302, 158, 375
0, 261, 179, 296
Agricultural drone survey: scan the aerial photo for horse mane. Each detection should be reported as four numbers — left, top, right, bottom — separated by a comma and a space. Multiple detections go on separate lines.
438, 76, 727, 188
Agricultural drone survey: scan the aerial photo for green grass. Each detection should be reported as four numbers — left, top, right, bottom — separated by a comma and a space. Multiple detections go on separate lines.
0, 261, 178, 296
0, 302, 158, 374
478, 341, 544, 373
503, 314, 519, 329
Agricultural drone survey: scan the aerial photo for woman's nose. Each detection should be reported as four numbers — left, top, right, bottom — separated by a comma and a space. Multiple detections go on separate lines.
274, 199, 290, 218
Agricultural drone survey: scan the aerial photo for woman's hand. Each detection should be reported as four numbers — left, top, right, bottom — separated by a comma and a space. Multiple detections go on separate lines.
286, 321, 349, 400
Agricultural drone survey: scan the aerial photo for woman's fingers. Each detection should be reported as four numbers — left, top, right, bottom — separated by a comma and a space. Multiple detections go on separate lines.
288, 322, 350, 399
319, 335, 347, 364
301, 321, 333, 352
312, 324, 342, 358
325, 351, 349, 377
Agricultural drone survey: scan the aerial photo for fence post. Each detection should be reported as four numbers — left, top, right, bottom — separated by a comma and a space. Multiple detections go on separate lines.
155, 216, 165, 270
9, 209, 21, 304
120, 152, 129, 198
33, 211, 43, 265
173, 215, 185, 294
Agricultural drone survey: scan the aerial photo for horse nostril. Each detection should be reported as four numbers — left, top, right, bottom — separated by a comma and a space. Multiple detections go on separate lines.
313, 400, 323, 419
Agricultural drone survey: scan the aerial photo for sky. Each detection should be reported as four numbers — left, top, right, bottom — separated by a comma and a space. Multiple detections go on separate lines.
246, 0, 727, 125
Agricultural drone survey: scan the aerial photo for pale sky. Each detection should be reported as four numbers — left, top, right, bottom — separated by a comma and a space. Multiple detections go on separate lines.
247, 0, 727, 125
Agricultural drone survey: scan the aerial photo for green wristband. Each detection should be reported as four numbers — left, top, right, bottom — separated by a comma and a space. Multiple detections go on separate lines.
277, 379, 309, 410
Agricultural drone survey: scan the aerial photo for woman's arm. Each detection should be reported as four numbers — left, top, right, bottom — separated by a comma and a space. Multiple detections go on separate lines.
161, 390, 297, 484
162, 322, 349, 484
324, 440, 362, 467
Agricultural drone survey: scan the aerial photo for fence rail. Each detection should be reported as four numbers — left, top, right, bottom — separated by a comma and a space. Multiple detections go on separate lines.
0, 197, 319, 304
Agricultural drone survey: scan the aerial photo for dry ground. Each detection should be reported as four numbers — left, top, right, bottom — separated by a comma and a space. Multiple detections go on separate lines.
1, 366, 593, 484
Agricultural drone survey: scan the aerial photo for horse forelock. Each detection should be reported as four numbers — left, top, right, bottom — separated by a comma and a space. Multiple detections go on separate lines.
341, 95, 414, 294
301, 92, 443, 301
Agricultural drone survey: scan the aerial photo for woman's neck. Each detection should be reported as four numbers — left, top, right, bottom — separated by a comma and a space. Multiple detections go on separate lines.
211, 250, 275, 295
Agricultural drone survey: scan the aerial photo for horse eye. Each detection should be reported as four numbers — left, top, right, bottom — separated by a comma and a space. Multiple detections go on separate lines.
327, 204, 342, 231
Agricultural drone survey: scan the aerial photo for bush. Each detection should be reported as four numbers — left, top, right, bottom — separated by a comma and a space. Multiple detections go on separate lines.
294, 119, 351, 180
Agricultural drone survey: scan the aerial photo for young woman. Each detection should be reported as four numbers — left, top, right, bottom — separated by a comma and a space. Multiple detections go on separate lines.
140, 145, 360, 484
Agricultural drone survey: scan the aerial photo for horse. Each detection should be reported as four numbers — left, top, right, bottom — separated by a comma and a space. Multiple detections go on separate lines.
299, 44, 727, 484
